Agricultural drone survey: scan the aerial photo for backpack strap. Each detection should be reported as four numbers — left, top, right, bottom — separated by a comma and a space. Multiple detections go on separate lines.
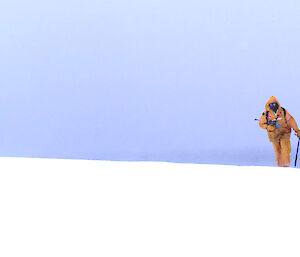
263, 110, 270, 125
265, 111, 269, 124
282, 107, 286, 118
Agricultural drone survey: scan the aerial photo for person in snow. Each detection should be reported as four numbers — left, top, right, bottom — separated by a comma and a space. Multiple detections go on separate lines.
259, 96, 300, 167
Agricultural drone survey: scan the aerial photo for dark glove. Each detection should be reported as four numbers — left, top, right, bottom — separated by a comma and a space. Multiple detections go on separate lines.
297, 130, 300, 138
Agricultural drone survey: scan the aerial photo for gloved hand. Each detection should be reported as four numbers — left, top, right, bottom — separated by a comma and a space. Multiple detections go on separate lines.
267, 125, 276, 132
296, 130, 300, 138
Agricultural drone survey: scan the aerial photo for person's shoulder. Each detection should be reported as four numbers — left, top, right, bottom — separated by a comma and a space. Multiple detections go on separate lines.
283, 109, 292, 120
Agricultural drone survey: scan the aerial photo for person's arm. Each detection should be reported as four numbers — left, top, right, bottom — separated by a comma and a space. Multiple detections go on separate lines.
259, 112, 276, 132
286, 112, 300, 137
259, 112, 268, 129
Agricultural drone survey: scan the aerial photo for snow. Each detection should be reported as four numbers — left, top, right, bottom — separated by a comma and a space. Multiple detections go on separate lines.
0, 157, 300, 257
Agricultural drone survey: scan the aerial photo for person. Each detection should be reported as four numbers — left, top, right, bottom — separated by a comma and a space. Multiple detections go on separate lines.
259, 96, 300, 167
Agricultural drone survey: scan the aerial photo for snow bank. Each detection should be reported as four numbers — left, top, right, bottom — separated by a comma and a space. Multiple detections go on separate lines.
0, 157, 300, 257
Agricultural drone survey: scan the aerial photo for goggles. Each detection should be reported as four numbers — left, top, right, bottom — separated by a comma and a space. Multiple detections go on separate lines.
269, 103, 279, 109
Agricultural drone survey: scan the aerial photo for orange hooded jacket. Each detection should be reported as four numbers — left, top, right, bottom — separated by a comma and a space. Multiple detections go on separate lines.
259, 96, 300, 141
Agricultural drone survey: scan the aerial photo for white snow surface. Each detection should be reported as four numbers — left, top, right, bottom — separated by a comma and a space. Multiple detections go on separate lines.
1, 157, 300, 257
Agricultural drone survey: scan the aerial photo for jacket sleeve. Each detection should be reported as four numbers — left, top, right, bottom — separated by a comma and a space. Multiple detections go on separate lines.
259, 112, 268, 129
286, 112, 300, 132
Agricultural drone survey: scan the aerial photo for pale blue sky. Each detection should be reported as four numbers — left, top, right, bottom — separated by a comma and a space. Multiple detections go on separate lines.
1, 0, 300, 166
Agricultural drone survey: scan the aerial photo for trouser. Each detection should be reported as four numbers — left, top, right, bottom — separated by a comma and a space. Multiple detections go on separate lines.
270, 136, 291, 167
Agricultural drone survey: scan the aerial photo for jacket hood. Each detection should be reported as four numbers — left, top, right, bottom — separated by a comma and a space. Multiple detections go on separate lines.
266, 96, 282, 111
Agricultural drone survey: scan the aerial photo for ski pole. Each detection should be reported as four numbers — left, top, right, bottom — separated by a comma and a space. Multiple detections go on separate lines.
294, 137, 300, 168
